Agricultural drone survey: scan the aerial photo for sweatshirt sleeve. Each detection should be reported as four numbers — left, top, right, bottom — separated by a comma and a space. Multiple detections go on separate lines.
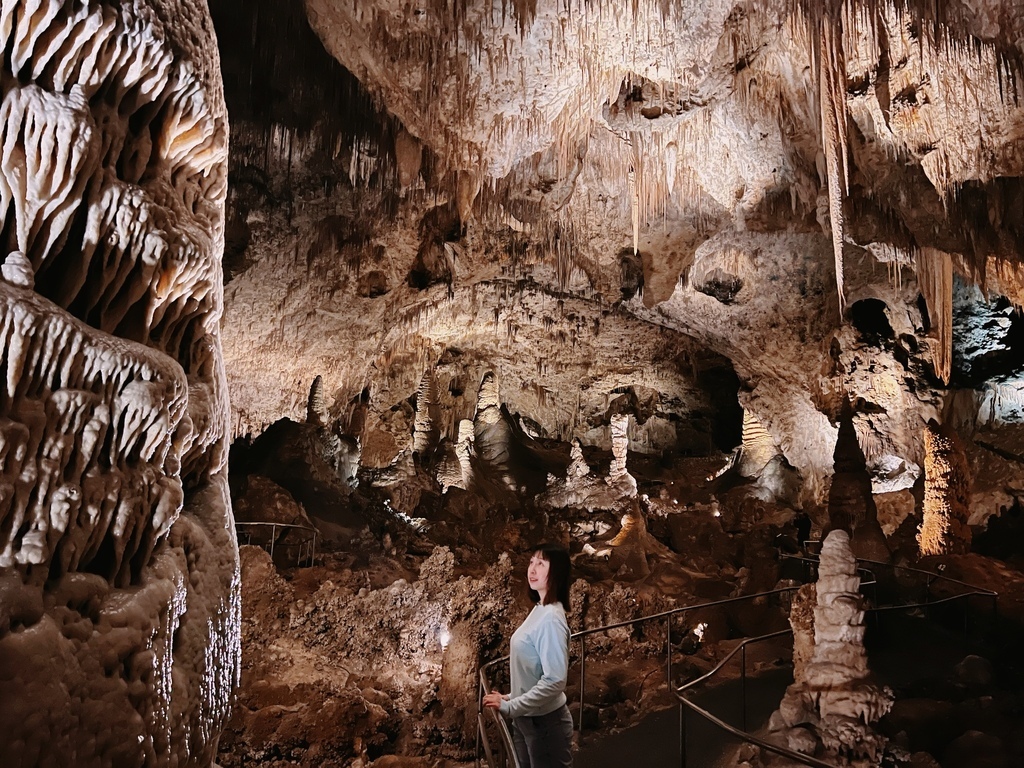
500, 612, 569, 718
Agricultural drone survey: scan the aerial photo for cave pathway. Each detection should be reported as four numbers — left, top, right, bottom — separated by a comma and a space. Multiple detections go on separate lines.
575, 607, 986, 767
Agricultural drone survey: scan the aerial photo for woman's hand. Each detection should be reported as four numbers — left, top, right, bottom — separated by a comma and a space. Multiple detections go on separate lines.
482, 691, 508, 710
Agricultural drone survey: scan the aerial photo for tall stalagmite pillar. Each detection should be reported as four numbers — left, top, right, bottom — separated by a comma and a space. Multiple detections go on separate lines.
919, 420, 972, 556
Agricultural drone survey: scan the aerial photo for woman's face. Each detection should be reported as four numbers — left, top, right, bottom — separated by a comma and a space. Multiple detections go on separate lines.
528, 553, 550, 593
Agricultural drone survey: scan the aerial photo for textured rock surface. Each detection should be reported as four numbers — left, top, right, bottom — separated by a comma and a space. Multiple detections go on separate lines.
197, 0, 1024, 556
773, 530, 893, 763
920, 420, 973, 556
0, 0, 239, 764
8, 0, 1024, 764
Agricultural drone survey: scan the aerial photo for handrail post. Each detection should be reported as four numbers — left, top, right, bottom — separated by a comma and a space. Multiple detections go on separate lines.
666, 615, 672, 691
477, 675, 483, 768
269, 523, 275, 559
579, 635, 586, 738
740, 644, 747, 731
964, 594, 970, 642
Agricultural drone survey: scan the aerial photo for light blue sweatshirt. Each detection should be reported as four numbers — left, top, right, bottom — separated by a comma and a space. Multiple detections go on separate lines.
499, 602, 570, 718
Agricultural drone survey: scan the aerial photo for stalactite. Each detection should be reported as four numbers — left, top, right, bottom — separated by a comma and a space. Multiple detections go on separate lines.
917, 247, 953, 384
628, 161, 639, 256
817, 10, 850, 314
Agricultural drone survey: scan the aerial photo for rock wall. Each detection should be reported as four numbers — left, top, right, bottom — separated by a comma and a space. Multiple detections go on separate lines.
0, 0, 239, 764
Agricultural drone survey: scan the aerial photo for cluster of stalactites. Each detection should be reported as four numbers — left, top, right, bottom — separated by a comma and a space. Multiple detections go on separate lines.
434, 0, 1021, 308
0, 0, 227, 363
0, 285, 193, 584
804, 0, 1024, 312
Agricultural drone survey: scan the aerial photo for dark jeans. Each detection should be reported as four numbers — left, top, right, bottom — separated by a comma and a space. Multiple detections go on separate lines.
511, 705, 573, 768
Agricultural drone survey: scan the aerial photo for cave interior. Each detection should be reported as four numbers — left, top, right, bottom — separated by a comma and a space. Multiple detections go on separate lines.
5, 0, 1024, 766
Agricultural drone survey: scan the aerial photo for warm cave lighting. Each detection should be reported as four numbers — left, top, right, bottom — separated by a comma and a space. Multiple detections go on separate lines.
693, 622, 708, 641
439, 626, 452, 651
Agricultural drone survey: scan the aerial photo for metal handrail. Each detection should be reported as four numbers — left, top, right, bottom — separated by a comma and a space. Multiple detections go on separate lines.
476, 585, 802, 768
672, 555, 999, 768
477, 659, 519, 768
476, 551, 999, 768
783, 554, 996, 598
674, 629, 834, 768
235, 521, 318, 567
781, 554, 998, 611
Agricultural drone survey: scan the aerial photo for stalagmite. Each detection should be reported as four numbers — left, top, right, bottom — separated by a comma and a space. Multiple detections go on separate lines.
826, 402, 890, 562
307, 375, 328, 426
607, 412, 637, 496
567, 438, 590, 480
737, 409, 781, 478
456, 419, 475, 489
919, 420, 972, 556
473, 371, 516, 488
771, 530, 892, 763
412, 369, 440, 458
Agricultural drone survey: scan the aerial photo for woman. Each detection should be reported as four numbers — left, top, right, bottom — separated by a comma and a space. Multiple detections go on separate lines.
483, 544, 573, 768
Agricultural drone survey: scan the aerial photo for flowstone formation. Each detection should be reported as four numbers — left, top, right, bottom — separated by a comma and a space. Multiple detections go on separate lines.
0, 0, 238, 765
771, 530, 893, 765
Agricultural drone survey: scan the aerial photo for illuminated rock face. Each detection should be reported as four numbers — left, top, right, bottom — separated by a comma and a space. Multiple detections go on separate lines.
252, 0, 1024, 509
920, 420, 972, 556
201, 0, 1024, 561
0, 0, 238, 765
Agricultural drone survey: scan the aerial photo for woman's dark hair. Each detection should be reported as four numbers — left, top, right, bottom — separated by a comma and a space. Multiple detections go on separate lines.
527, 544, 571, 609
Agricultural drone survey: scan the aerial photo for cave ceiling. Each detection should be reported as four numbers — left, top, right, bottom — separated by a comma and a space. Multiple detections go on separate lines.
214, 0, 1024, 505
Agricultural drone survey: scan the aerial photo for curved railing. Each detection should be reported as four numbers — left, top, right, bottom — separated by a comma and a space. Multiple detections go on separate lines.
476, 585, 802, 768
674, 629, 833, 767
780, 554, 998, 619
235, 521, 318, 567
476, 550, 999, 768
672, 554, 999, 767
476, 656, 518, 768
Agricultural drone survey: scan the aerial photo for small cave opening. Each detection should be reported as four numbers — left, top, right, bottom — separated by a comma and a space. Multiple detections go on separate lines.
848, 298, 894, 343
